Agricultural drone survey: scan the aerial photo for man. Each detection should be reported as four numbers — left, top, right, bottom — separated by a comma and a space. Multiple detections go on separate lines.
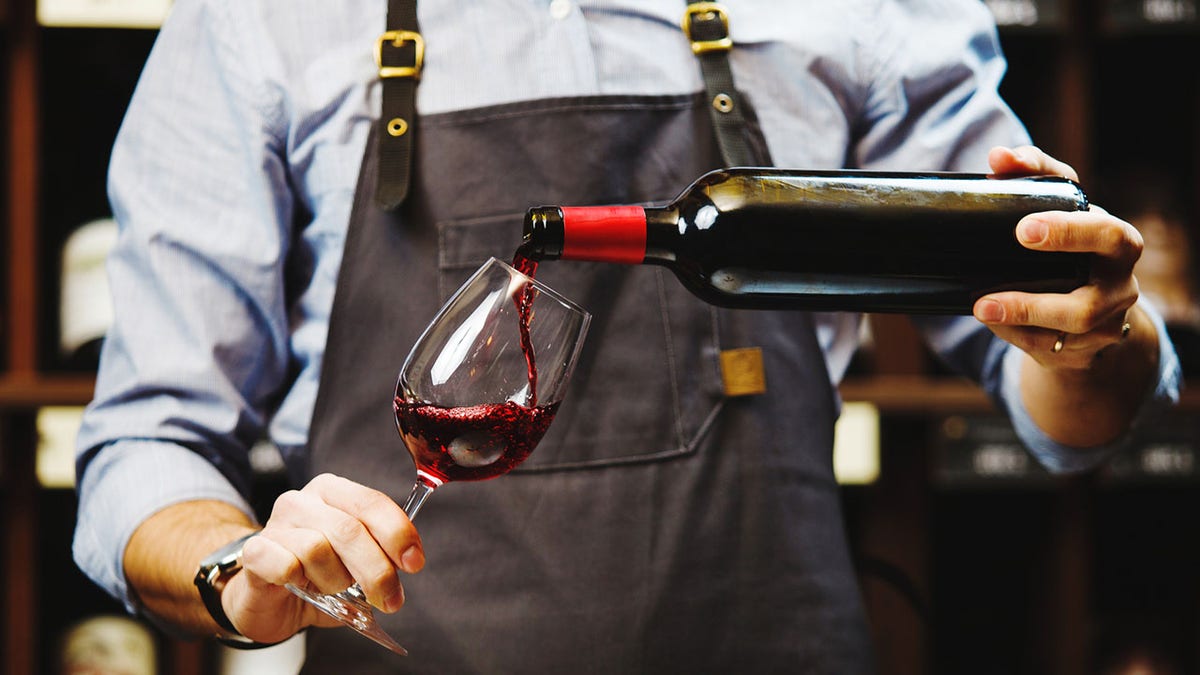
75, 1, 1179, 672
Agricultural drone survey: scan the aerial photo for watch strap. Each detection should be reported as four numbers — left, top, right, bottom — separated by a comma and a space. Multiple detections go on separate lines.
194, 531, 267, 648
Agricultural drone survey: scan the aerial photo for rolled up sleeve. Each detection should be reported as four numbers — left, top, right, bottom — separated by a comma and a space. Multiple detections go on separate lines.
992, 300, 1183, 473
73, 0, 291, 611
917, 300, 1183, 474
74, 441, 256, 612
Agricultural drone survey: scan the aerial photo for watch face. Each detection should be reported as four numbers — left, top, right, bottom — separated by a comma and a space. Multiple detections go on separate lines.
205, 533, 256, 574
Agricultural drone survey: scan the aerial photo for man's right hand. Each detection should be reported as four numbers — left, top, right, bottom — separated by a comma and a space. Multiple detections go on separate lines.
223, 473, 425, 643
123, 473, 423, 645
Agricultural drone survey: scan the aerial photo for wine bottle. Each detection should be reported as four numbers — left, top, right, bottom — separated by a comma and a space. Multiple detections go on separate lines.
519, 168, 1091, 314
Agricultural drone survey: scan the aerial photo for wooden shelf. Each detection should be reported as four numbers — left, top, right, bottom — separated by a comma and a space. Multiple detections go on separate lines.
0, 372, 1190, 415
840, 375, 1200, 414
0, 373, 95, 408
840, 376, 993, 413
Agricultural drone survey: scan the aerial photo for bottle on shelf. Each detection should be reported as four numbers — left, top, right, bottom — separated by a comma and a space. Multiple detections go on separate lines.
59, 218, 117, 371
519, 168, 1091, 314
59, 615, 156, 675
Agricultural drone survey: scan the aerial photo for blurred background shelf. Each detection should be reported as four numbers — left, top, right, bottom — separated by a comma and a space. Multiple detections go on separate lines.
839, 375, 1200, 412
0, 374, 95, 408
1, 371, 1190, 414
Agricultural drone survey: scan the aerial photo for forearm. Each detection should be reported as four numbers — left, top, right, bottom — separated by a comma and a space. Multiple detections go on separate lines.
123, 500, 258, 637
1019, 303, 1160, 448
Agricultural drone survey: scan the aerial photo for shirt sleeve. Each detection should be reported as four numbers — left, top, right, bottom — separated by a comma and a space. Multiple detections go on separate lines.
916, 302, 1182, 473
73, 0, 292, 609
852, 0, 1032, 174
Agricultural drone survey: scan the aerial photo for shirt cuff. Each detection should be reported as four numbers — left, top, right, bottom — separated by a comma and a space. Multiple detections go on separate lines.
996, 300, 1183, 474
73, 440, 256, 613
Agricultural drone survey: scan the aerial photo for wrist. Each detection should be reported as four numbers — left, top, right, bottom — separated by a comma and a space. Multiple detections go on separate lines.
195, 530, 279, 649
1019, 304, 1161, 447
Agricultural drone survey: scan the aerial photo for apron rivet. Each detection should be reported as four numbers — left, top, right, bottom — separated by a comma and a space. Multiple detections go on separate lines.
712, 93, 734, 113
387, 117, 409, 136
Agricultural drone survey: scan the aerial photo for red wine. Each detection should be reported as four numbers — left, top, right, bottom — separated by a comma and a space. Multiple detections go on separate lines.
511, 254, 540, 406
519, 168, 1092, 314
394, 399, 558, 485
512, 253, 538, 280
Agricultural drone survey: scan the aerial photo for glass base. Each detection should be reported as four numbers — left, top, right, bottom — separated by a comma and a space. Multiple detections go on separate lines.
285, 583, 408, 656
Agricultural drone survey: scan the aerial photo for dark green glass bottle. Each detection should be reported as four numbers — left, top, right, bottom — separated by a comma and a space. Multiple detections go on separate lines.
520, 168, 1090, 314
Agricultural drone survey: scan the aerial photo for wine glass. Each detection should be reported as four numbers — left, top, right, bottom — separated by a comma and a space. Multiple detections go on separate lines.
286, 257, 591, 655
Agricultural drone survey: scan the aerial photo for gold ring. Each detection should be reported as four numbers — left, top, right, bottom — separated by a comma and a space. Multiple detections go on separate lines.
1120, 322, 1131, 340
1051, 332, 1066, 354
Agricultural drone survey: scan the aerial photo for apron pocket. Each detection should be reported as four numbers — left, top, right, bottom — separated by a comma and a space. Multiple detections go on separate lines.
438, 212, 725, 471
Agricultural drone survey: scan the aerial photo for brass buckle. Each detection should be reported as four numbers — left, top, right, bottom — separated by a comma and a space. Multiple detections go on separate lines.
681, 3, 732, 55
375, 30, 425, 79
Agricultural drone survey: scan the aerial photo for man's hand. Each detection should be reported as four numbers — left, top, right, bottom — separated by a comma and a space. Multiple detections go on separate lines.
224, 473, 424, 644
972, 145, 1160, 447
974, 145, 1146, 369
124, 474, 423, 646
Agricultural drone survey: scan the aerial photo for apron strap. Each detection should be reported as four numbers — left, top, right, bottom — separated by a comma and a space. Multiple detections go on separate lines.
374, 0, 423, 209
681, 2, 757, 167
375, 0, 754, 209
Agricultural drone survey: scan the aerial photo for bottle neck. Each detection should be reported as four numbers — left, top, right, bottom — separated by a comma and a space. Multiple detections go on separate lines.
523, 205, 655, 264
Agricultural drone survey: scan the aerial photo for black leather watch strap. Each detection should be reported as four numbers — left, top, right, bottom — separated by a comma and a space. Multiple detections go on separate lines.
194, 531, 273, 649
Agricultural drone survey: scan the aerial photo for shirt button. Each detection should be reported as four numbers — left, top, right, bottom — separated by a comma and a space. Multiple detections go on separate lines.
549, 0, 572, 20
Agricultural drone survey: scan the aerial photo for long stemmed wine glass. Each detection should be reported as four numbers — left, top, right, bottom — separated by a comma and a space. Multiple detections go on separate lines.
286, 257, 590, 655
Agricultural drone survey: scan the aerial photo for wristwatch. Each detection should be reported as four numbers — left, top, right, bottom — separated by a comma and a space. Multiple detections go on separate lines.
194, 531, 272, 649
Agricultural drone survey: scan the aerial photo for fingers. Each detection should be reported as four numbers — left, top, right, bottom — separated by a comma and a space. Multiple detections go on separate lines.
241, 474, 424, 614
222, 559, 346, 638
981, 145, 1147, 370
979, 204, 1140, 331
242, 525, 354, 596
975, 277, 1137, 369
1015, 209, 1143, 268
987, 145, 1079, 182
312, 473, 424, 574
978, 272, 1138, 331
975, 206, 1142, 369
979, 313, 1133, 370
989, 145, 1142, 265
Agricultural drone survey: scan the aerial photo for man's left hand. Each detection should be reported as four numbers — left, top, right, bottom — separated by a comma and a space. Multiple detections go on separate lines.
973, 145, 1148, 370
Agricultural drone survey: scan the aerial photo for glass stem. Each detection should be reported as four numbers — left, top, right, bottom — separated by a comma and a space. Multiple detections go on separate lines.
402, 478, 436, 520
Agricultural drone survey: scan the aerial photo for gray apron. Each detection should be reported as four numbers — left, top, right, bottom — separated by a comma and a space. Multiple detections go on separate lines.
301, 92, 874, 673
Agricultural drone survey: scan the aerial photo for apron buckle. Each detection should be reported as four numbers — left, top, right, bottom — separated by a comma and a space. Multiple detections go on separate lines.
681, 3, 732, 55
375, 30, 425, 79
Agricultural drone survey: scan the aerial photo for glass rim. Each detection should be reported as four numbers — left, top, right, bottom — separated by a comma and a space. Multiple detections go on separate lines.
486, 256, 591, 319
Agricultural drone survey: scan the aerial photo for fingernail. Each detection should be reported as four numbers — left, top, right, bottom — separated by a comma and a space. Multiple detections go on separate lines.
384, 586, 405, 613
976, 299, 1005, 323
1018, 219, 1048, 245
401, 545, 425, 574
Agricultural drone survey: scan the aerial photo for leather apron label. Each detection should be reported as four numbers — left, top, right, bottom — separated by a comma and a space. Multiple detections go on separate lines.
720, 346, 767, 396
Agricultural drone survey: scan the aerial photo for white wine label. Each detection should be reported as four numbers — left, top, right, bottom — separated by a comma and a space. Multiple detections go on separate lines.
719, 347, 767, 397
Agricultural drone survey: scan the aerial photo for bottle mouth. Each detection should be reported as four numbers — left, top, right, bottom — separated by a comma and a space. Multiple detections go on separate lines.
521, 207, 565, 260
